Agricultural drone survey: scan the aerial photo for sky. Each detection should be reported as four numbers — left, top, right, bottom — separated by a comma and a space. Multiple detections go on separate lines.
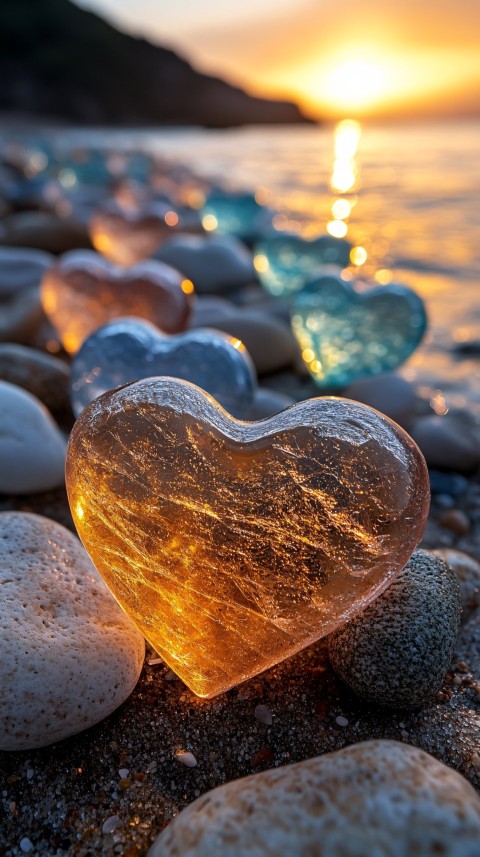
76, 0, 480, 120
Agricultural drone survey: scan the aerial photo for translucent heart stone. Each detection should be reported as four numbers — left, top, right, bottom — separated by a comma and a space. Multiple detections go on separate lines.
89, 203, 177, 265
67, 150, 110, 186
70, 318, 256, 418
41, 251, 194, 354
201, 192, 271, 240
66, 378, 430, 698
292, 275, 427, 389
254, 233, 352, 297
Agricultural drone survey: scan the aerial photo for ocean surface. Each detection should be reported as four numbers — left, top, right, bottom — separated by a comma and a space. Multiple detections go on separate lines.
6, 120, 480, 415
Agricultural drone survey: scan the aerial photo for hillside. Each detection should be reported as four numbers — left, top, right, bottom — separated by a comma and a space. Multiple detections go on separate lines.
0, 0, 312, 127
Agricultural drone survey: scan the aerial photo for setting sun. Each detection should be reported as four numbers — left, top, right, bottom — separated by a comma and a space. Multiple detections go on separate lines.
319, 58, 389, 114
78, 0, 480, 121
277, 42, 480, 119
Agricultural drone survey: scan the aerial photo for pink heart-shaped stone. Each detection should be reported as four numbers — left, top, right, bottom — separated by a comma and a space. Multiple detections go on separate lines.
41, 251, 194, 354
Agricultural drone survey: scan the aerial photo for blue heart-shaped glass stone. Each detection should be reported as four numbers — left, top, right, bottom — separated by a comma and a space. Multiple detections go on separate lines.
70, 318, 256, 418
255, 233, 352, 298
62, 150, 111, 187
291, 275, 427, 389
201, 192, 271, 241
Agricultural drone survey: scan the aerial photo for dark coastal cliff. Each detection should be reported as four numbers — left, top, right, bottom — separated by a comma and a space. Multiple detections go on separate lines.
0, 0, 312, 127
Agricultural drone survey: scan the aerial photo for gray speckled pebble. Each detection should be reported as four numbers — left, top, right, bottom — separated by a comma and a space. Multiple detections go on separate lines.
328, 549, 461, 708
0, 512, 145, 750
149, 740, 480, 857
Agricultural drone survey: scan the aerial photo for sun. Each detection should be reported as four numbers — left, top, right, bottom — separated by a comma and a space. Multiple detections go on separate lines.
323, 59, 388, 112
261, 46, 406, 119
286, 50, 399, 118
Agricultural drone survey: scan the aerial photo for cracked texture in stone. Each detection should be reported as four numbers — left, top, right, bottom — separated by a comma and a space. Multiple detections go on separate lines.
70, 318, 256, 418
41, 250, 194, 354
292, 275, 427, 389
66, 377, 430, 698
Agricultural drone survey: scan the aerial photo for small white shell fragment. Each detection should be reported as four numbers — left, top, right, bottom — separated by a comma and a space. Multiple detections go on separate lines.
176, 750, 198, 768
102, 815, 122, 835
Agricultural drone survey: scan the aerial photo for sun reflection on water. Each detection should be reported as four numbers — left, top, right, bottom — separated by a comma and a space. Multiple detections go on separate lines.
330, 119, 361, 196
327, 119, 396, 284
328, 120, 361, 244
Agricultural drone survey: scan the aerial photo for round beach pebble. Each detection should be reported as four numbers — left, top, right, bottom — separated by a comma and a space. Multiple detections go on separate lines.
0, 212, 92, 255
0, 513, 145, 750
190, 298, 299, 375
243, 388, 295, 420
409, 414, 480, 472
189, 296, 236, 328
432, 548, 480, 617
149, 740, 480, 857
0, 381, 66, 494
0, 246, 53, 299
0, 286, 45, 345
156, 233, 255, 294
221, 312, 299, 375
343, 373, 417, 428
328, 550, 461, 708
0, 344, 72, 426
202, 310, 299, 376
438, 508, 471, 536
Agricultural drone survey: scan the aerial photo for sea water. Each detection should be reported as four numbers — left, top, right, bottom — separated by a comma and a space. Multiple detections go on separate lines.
4, 120, 480, 415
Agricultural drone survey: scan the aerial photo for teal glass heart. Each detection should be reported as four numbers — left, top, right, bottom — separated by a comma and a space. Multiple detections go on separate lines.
291, 275, 427, 389
64, 150, 110, 187
254, 233, 352, 298
70, 318, 256, 418
201, 192, 271, 241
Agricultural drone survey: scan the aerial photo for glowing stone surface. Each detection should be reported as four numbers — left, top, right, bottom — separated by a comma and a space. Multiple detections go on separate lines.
66, 378, 430, 698
201, 192, 271, 240
255, 233, 352, 298
41, 251, 194, 354
292, 275, 427, 389
70, 318, 256, 417
89, 203, 177, 266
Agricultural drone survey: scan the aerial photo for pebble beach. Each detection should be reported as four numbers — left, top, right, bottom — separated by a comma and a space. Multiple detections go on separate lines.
0, 122, 479, 856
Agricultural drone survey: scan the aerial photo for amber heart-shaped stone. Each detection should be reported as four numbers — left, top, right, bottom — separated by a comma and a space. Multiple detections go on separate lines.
66, 379, 429, 698
41, 251, 194, 354
89, 203, 178, 265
